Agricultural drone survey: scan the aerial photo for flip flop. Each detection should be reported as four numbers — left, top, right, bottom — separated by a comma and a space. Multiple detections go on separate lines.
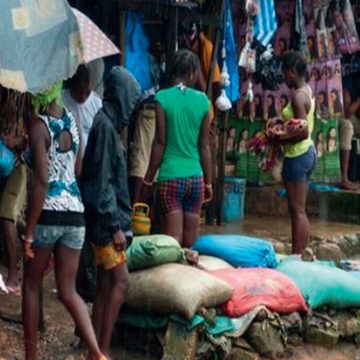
5, 285, 21, 297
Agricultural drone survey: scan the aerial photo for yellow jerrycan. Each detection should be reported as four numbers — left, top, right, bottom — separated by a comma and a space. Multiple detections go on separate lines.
132, 203, 151, 235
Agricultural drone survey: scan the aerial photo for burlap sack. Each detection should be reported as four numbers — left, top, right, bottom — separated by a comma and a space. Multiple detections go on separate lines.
125, 263, 234, 319
197, 255, 234, 272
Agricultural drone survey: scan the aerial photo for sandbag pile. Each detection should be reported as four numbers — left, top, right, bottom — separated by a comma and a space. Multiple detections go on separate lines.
125, 263, 234, 319
211, 268, 308, 317
119, 233, 360, 358
126, 234, 185, 271
277, 259, 360, 309
192, 234, 278, 268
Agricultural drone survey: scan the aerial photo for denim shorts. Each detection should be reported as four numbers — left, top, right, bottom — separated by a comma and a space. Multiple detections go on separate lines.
282, 146, 317, 183
33, 225, 85, 250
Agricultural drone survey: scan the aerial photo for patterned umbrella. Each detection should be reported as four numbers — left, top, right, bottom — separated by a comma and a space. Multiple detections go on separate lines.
73, 8, 119, 64
0, 1, 118, 94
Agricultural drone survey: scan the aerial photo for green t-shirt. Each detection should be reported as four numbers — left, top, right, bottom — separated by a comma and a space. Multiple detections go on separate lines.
155, 86, 210, 182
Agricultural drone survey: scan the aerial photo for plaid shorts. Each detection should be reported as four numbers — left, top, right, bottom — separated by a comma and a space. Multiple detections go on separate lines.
158, 176, 204, 215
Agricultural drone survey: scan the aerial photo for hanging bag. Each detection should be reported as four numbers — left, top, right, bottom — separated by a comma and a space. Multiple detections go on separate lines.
0, 139, 15, 178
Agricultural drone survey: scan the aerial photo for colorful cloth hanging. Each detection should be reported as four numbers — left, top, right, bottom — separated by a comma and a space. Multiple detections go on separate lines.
218, 0, 240, 103
125, 11, 153, 92
254, 0, 277, 47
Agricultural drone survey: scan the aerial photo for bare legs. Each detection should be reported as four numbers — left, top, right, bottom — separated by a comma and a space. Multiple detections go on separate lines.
162, 211, 200, 248
22, 248, 52, 360
23, 245, 103, 360
92, 264, 129, 358
183, 213, 201, 249
340, 149, 357, 189
285, 181, 310, 254
163, 212, 183, 244
0, 219, 19, 288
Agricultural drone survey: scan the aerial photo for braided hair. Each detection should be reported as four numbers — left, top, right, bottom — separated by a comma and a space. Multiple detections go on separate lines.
167, 49, 200, 85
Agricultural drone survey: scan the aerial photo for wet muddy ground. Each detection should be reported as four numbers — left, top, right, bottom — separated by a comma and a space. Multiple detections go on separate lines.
1, 216, 360, 359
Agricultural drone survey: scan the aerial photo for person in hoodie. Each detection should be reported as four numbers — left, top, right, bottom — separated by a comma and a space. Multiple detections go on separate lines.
79, 66, 141, 358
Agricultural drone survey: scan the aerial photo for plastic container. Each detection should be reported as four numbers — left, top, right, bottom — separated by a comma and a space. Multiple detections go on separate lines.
222, 177, 246, 222
132, 203, 151, 235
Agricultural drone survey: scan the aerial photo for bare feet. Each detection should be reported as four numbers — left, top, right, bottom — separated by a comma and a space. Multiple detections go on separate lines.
337, 181, 358, 191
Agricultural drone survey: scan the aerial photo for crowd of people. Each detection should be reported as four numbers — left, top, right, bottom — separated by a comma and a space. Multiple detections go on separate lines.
0, 47, 358, 359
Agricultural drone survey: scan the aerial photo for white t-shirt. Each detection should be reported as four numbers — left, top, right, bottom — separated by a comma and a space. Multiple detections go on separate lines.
63, 89, 102, 148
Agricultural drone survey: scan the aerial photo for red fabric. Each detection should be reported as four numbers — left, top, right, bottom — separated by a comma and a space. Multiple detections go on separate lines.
211, 268, 308, 317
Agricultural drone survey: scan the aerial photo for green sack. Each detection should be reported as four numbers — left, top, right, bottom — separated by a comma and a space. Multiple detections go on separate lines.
277, 260, 360, 309
126, 235, 185, 271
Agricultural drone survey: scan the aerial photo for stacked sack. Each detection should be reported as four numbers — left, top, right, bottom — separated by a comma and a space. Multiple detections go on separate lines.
124, 235, 234, 319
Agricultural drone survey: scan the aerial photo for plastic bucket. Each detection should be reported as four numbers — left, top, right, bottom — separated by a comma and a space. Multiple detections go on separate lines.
222, 177, 246, 222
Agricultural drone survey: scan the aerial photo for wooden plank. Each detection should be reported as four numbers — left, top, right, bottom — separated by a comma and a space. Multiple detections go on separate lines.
215, 110, 229, 226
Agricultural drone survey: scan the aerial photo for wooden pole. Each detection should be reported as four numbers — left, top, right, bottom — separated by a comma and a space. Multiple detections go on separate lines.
215, 110, 229, 226
119, 7, 126, 66
205, 0, 225, 226
119, 6, 128, 148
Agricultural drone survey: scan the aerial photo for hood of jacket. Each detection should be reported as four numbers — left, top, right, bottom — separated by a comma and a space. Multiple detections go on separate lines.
102, 66, 142, 130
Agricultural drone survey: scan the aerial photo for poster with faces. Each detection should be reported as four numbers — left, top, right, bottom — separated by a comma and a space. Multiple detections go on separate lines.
252, 83, 264, 120
263, 91, 279, 120
314, 4, 331, 60
327, 0, 360, 54
274, 1, 294, 56
327, 60, 344, 117
278, 83, 291, 114
238, 81, 251, 119
304, 0, 319, 61
307, 64, 318, 93
315, 63, 329, 119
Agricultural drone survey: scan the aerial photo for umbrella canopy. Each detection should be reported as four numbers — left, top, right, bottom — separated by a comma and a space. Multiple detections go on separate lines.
73, 8, 120, 64
0, 1, 119, 94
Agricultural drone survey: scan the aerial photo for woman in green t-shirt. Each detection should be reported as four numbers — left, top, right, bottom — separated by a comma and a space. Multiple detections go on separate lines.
142, 49, 213, 248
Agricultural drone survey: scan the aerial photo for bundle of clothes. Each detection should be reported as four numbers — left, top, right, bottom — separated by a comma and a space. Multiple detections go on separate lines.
248, 118, 308, 172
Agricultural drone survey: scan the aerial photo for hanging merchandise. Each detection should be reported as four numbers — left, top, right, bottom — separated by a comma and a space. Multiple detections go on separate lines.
337, 0, 360, 53
218, 0, 240, 103
315, 3, 331, 60
253, 0, 277, 47
290, 0, 309, 57
216, 42, 232, 111
238, 42, 257, 74
314, 0, 360, 56
219, 62, 231, 88
125, 11, 153, 92
216, 89, 232, 111
253, 42, 283, 91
